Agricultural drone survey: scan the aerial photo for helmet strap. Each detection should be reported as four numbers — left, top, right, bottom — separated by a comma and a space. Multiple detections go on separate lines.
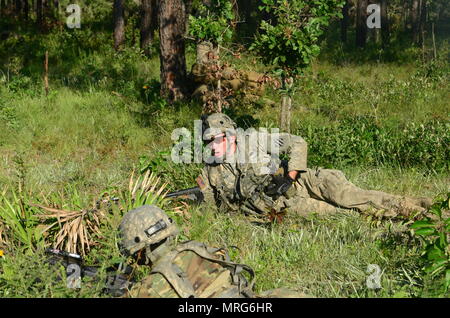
145, 237, 173, 264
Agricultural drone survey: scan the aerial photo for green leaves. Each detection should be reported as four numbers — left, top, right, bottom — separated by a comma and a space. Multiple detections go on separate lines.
251, 0, 345, 77
411, 194, 450, 292
188, 0, 235, 45
411, 220, 437, 236
414, 227, 438, 236
0, 190, 44, 251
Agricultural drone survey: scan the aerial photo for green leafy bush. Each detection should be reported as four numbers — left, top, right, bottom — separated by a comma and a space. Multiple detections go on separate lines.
0, 190, 44, 251
189, 0, 235, 45
411, 194, 450, 294
297, 117, 449, 172
251, 0, 344, 75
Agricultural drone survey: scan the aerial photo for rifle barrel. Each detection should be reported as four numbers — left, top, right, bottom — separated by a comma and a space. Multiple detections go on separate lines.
165, 187, 201, 198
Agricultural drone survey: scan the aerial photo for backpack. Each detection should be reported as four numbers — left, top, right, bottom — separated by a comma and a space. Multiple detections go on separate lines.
146, 240, 256, 298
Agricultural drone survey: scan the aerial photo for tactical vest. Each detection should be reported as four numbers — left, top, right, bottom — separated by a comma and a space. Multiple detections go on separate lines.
129, 241, 255, 298
206, 155, 289, 216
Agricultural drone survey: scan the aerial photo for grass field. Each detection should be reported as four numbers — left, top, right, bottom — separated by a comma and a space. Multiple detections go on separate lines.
0, 31, 449, 297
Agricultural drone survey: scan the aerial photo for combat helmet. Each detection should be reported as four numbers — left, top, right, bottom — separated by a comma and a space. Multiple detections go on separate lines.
202, 113, 237, 140
119, 205, 179, 258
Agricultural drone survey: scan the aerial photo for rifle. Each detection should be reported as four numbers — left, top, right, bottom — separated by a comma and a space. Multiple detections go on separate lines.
45, 248, 133, 297
165, 186, 204, 204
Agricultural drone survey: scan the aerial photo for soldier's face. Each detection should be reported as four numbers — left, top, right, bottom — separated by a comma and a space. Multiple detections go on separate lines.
211, 133, 236, 159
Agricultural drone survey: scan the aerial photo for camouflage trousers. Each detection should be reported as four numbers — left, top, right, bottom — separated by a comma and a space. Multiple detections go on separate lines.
285, 168, 431, 218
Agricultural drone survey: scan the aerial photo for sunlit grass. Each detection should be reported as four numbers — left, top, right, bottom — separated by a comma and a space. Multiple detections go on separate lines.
0, 41, 448, 297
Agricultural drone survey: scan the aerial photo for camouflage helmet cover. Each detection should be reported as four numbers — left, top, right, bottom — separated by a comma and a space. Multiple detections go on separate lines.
202, 113, 237, 140
119, 205, 179, 256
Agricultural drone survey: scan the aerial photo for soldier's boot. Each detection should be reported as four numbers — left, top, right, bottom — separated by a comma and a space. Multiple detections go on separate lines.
391, 198, 427, 218
407, 197, 433, 209
405, 197, 450, 219
361, 197, 428, 219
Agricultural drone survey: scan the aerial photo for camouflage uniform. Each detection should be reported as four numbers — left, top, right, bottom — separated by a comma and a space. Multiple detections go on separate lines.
128, 240, 255, 298
197, 114, 431, 218
120, 205, 308, 298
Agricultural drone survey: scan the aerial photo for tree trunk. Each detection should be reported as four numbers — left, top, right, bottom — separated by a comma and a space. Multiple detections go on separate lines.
380, 0, 389, 47
51, 0, 59, 21
280, 76, 293, 134
185, 0, 193, 33
36, 0, 43, 29
15, 0, 22, 17
24, 0, 29, 21
280, 95, 292, 134
419, 0, 427, 46
356, 0, 368, 48
44, 50, 49, 96
113, 0, 125, 51
43, 0, 49, 23
403, 0, 410, 32
159, 0, 188, 102
341, 0, 350, 43
140, 0, 158, 56
0, 0, 5, 18
411, 0, 420, 44
431, 22, 436, 59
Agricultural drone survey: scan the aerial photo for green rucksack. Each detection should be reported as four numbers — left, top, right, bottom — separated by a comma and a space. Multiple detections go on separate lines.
129, 240, 256, 298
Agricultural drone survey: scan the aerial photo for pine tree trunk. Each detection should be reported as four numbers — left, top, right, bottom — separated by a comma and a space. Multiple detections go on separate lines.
159, 0, 188, 102
411, 0, 420, 44
15, 0, 22, 17
403, 0, 410, 32
140, 0, 158, 56
36, 0, 43, 29
356, 0, 368, 48
113, 0, 125, 51
341, 0, 350, 43
43, 0, 49, 23
0, 0, 5, 18
419, 0, 427, 46
24, 0, 29, 21
380, 0, 389, 47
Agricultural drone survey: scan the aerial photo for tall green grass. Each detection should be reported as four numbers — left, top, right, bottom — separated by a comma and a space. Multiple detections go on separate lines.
0, 24, 449, 297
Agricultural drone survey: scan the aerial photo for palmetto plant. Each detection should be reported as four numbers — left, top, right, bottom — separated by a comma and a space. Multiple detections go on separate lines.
121, 170, 171, 211
32, 171, 176, 256
0, 188, 44, 251
0, 171, 183, 256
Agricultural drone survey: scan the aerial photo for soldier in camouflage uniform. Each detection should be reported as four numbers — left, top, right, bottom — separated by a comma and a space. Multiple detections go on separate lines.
119, 205, 307, 298
196, 113, 432, 219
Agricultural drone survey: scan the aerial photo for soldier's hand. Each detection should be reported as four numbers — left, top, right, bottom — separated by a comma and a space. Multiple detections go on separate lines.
265, 176, 294, 197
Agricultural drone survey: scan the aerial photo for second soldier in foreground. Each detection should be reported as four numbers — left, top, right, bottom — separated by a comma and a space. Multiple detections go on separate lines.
119, 205, 307, 298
